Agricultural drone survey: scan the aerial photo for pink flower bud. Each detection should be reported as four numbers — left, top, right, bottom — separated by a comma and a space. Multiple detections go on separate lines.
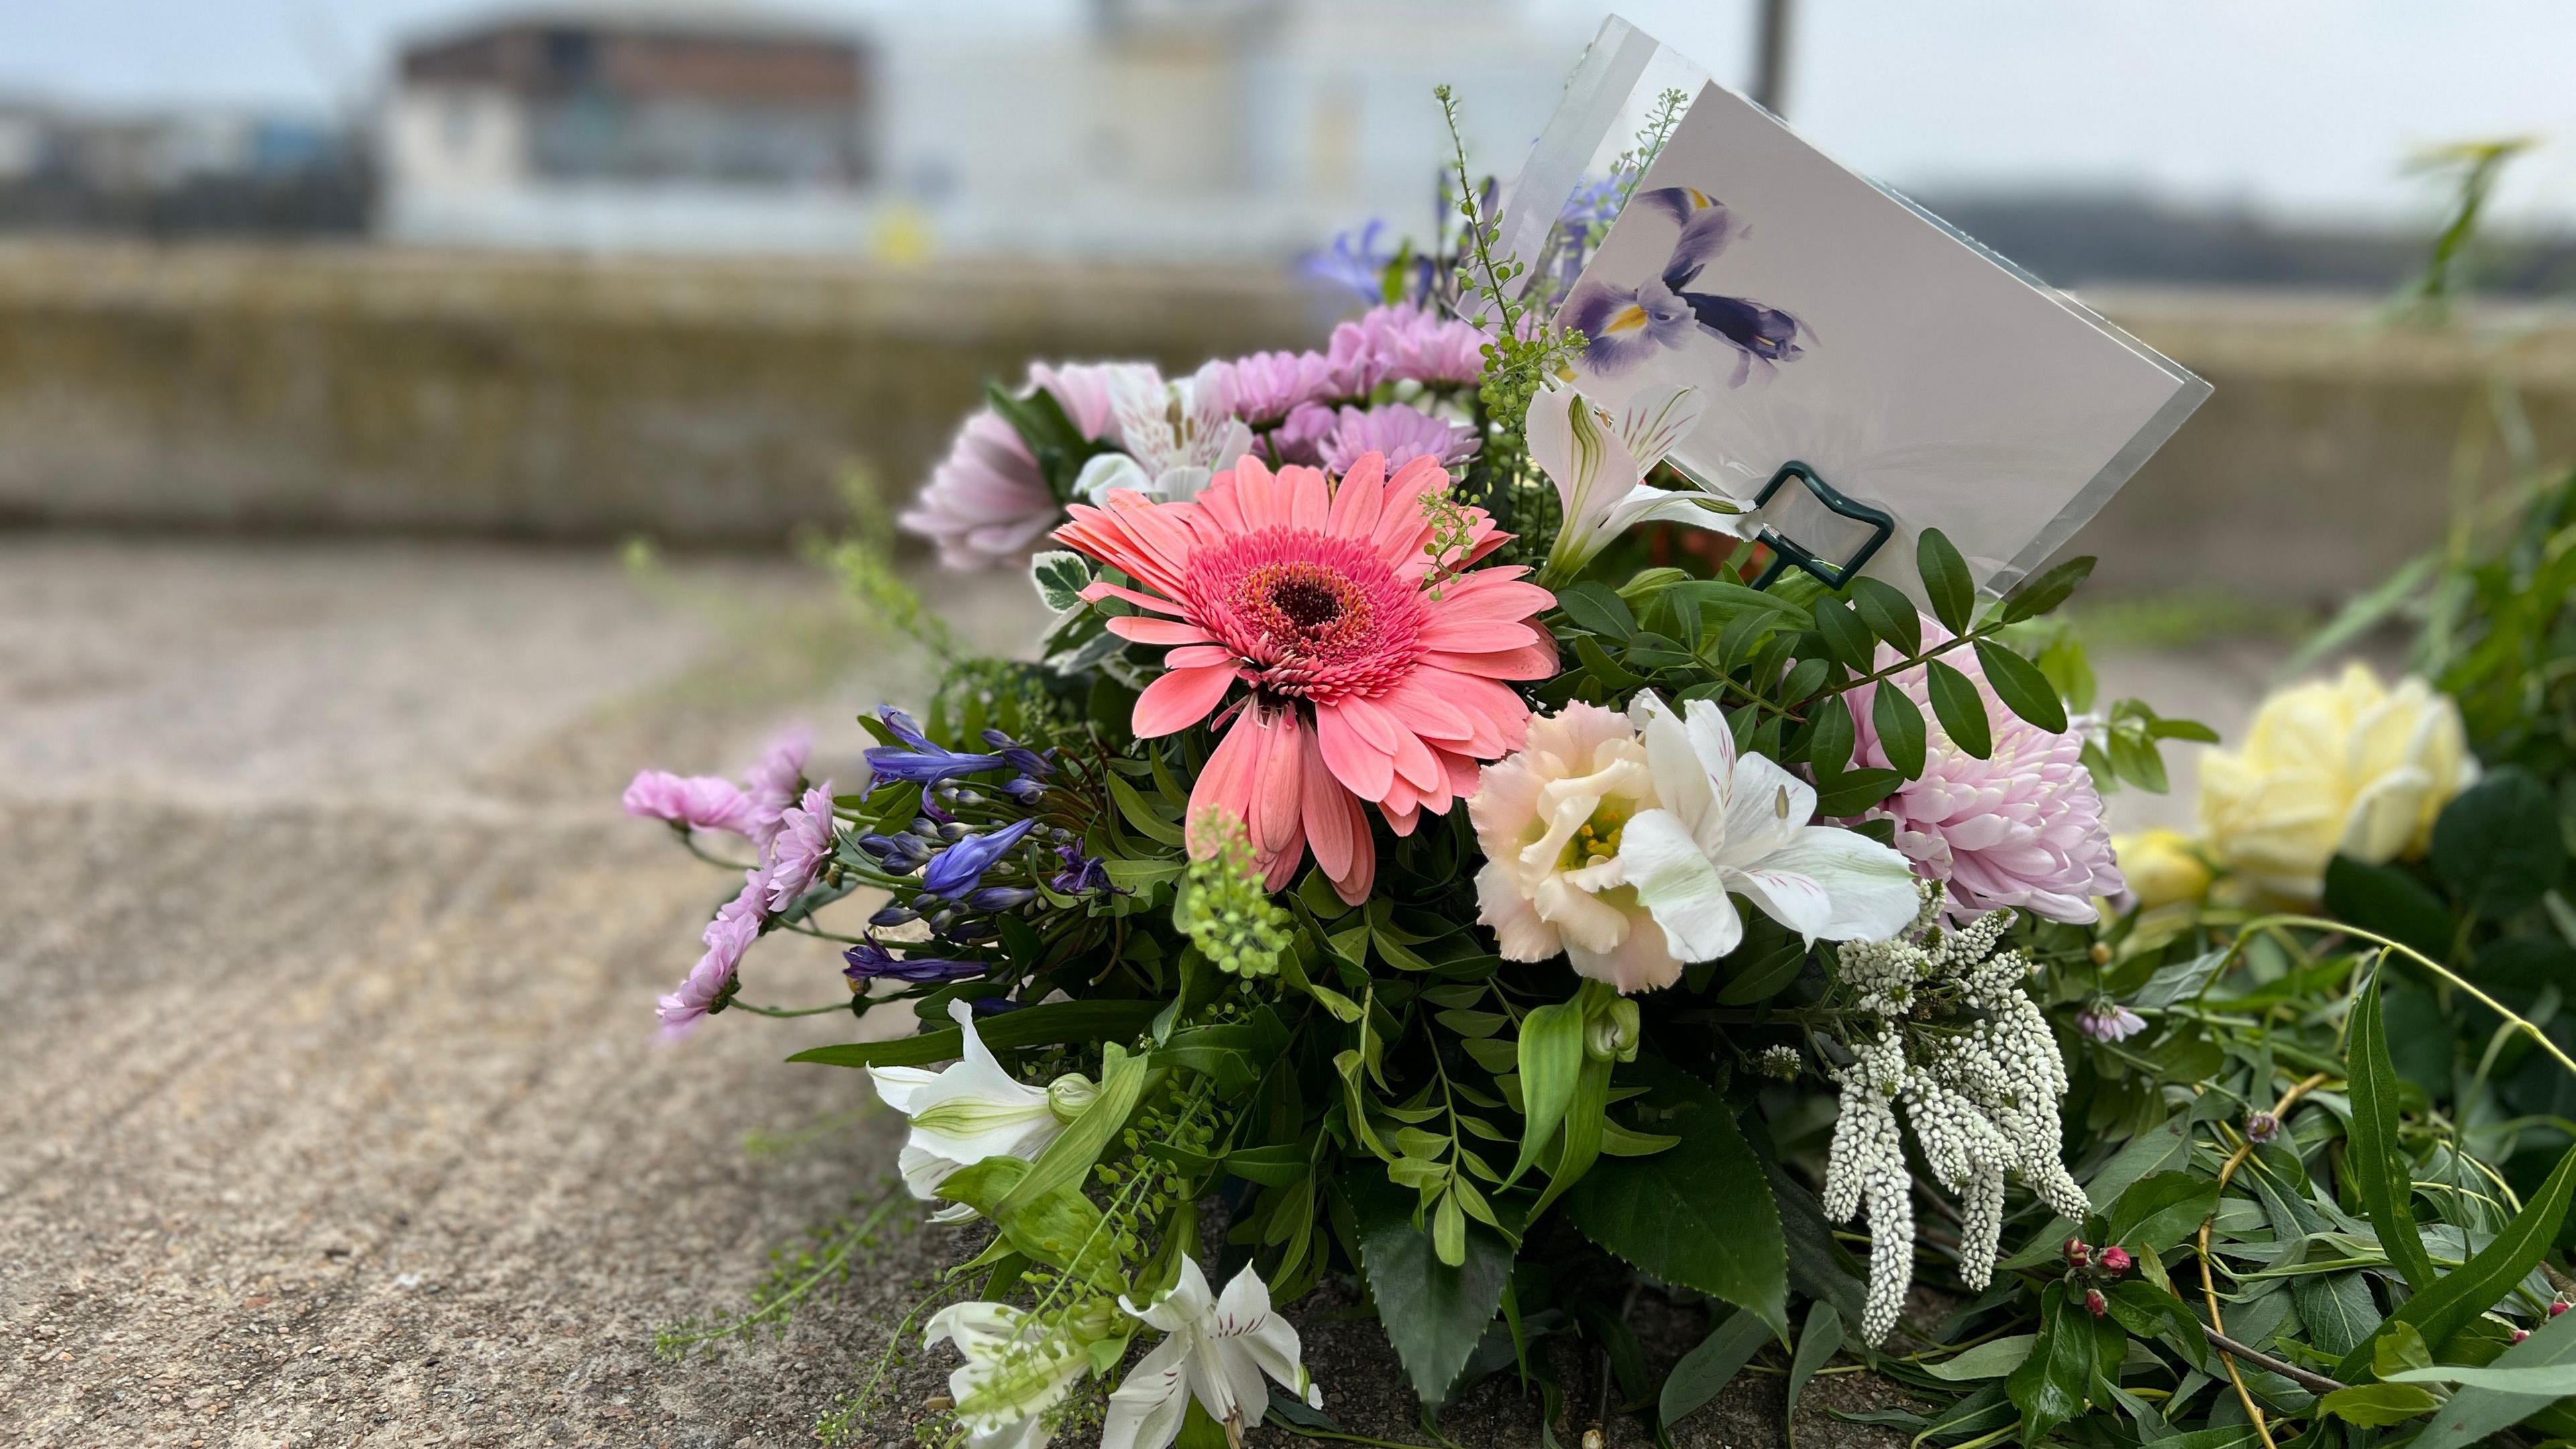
2084, 1289, 2108, 1318
2553, 1301, 2569, 1318
2098, 1246, 2133, 1276
2063, 1236, 2091, 1268
2514, 1328, 2532, 1344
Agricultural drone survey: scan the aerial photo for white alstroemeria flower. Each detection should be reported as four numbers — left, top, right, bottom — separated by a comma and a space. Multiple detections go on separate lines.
1472, 692, 1921, 993
869, 999, 1093, 1223
1081, 362, 1253, 504
1102, 1258, 1320, 1449
1618, 690, 1923, 961
925, 1299, 1090, 1449
1526, 382, 1725, 587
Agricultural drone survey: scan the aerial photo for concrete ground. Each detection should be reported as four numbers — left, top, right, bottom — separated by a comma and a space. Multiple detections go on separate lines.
0, 534, 2284, 1448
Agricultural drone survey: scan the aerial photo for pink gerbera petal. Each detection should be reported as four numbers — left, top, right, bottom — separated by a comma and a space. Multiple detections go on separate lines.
1053, 453, 1554, 891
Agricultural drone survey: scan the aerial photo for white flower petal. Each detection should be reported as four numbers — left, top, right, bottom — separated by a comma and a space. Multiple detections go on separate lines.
1101, 1336, 1191, 1449
1617, 808, 1743, 963
1735, 828, 1922, 941
1628, 690, 1714, 839
1075, 451, 1152, 504
1611, 382, 1708, 473
1717, 752, 1816, 866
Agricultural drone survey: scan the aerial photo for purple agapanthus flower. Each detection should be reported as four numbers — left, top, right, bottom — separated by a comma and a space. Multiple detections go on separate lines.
865, 708, 1011, 789
842, 938, 987, 986
1051, 844, 1111, 896
977, 729, 1053, 778
918, 818, 1038, 900
1299, 219, 1396, 305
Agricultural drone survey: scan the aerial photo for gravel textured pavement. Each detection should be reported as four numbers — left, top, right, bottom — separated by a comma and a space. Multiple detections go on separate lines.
0, 535, 2270, 1449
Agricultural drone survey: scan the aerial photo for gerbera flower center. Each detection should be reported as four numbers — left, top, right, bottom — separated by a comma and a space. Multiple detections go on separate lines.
1184, 529, 1426, 704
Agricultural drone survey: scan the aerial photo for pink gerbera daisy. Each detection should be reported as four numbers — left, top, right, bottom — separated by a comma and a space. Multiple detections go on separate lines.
1053, 453, 1555, 903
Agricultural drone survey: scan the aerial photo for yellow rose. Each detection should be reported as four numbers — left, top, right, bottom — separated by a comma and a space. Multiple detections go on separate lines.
2197, 662, 2476, 902
2111, 828, 2212, 910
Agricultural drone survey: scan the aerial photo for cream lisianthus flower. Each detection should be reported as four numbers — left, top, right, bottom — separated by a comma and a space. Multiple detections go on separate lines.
1102, 1258, 1319, 1449
869, 1000, 1095, 1223
1468, 691, 1920, 993
2198, 663, 2476, 901
924, 1299, 1090, 1449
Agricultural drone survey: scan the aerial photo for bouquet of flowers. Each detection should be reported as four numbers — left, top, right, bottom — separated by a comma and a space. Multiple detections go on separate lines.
626, 104, 2576, 1449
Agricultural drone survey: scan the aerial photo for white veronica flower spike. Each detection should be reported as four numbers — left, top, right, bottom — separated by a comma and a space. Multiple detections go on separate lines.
868, 999, 1087, 1222
1526, 381, 1721, 586
924, 1299, 1089, 1449
1102, 1258, 1320, 1449
1619, 690, 1922, 961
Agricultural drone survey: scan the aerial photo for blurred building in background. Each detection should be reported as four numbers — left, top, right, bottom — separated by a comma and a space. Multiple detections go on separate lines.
380, 1, 879, 252
0, 95, 363, 236
374, 0, 1567, 261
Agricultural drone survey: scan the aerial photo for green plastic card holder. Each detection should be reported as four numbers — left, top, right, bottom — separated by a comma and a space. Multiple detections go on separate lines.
1746, 461, 1894, 590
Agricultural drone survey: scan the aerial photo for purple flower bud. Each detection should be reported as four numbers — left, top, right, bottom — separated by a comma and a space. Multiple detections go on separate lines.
843, 938, 986, 986
868, 903, 919, 928
967, 886, 1036, 911
2245, 1111, 2281, 1145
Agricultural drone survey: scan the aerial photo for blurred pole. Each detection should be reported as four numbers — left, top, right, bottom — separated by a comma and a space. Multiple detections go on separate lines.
1750, 0, 1794, 117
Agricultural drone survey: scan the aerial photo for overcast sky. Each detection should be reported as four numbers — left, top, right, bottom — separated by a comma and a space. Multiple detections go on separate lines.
5, 0, 2571, 229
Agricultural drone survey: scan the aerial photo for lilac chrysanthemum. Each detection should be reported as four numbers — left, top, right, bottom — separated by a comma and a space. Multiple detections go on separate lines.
1315, 404, 1478, 475
1847, 625, 2125, 922
623, 770, 753, 835
898, 411, 1058, 570
762, 783, 838, 912
2076, 1002, 2148, 1042
1348, 303, 1489, 388
1208, 350, 1341, 427
741, 729, 810, 851
659, 870, 765, 1035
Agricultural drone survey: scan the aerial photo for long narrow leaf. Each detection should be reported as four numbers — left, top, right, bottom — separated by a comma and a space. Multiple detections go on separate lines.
2338, 1142, 2576, 1381
2346, 967, 2437, 1292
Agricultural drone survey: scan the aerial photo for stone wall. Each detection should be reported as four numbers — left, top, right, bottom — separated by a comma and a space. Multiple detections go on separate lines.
1, 241, 2570, 600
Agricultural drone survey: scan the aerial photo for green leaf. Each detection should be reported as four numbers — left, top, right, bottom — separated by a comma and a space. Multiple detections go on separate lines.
1813, 598, 1877, 673
1030, 550, 1093, 612
1572, 635, 1646, 692
1917, 528, 1975, 633
2404, 1304, 2576, 1449
2318, 1383, 2443, 1426
1784, 1302, 1843, 1434
997, 1042, 1148, 1219
1811, 768, 1902, 818
2292, 1271, 2383, 1360
1660, 1307, 1771, 1427
936, 1158, 1118, 1285
1509, 995, 1587, 1185
1558, 581, 1638, 640
2131, 949, 2227, 1010
785, 1000, 1163, 1069
1999, 555, 2096, 623
2103, 1171, 2221, 1254
1923, 657, 1992, 759
2345, 967, 2438, 1293
2339, 1141, 2576, 1382
1348, 1167, 1515, 1407
1925, 1334, 2037, 1381
1106, 769, 1187, 847
2006, 1283, 2095, 1442
1870, 682, 1927, 778
1807, 693, 1856, 777
1973, 639, 2070, 733
2323, 855, 2455, 963
2430, 766, 2565, 919
2103, 1280, 2209, 1371
1847, 577, 1921, 655
1564, 1061, 1787, 1332
1531, 1054, 1611, 1220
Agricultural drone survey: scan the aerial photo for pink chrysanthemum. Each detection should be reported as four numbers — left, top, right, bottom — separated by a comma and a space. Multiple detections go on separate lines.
1318, 404, 1479, 475
623, 770, 753, 835
1846, 625, 2125, 922
1053, 453, 1555, 902
1328, 304, 1491, 391
741, 727, 810, 852
762, 783, 838, 912
1208, 350, 1341, 427
659, 869, 765, 1035
899, 365, 1136, 570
